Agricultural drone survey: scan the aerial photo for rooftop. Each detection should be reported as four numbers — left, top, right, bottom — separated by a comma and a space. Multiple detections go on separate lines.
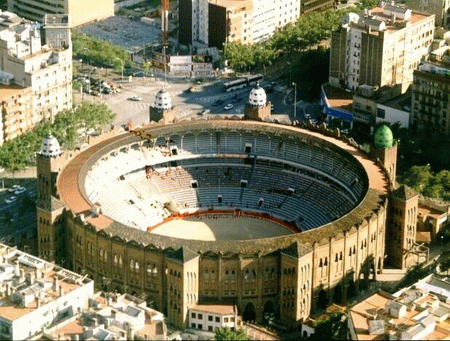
350, 275, 450, 340
37, 292, 166, 340
191, 304, 237, 315
0, 244, 92, 322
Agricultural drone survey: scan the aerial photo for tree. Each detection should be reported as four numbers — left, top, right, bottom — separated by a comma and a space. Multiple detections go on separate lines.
439, 258, 450, 275
307, 312, 347, 340
403, 165, 432, 192
0, 102, 115, 173
214, 327, 248, 341
72, 30, 132, 68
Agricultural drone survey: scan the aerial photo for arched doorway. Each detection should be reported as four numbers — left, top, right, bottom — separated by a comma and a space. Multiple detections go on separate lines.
318, 289, 327, 309
243, 302, 256, 322
333, 284, 343, 304
263, 301, 276, 324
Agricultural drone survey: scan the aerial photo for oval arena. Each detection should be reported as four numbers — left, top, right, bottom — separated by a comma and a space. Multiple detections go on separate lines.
40, 119, 389, 327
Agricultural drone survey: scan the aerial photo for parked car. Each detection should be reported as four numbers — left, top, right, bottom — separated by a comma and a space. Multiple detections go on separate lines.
8, 185, 20, 193
14, 187, 26, 195
5, 196, 16, 204
129, 95, 142, 101
224, 104, 234, 110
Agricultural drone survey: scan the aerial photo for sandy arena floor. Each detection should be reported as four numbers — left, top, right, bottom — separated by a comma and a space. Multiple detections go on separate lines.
151, 214, 293, 241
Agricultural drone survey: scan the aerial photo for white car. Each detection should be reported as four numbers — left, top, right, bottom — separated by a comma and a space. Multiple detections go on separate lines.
129, 95, 142, 101
14, 187, 27, 195
5, 196, 16, 204
224, 104, 234, 110
8, 185, 20, 193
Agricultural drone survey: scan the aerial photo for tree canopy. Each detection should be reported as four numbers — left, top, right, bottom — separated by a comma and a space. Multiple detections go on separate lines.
72, 30, 132, 70
0, 102, 115, 173
401, 165, 450, 200
214, 327, 248, 341
307, 312, 347, 340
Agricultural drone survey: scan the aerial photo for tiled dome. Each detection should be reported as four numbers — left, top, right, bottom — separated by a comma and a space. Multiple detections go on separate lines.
154, 89, 172, 110
40, 135, 61, 157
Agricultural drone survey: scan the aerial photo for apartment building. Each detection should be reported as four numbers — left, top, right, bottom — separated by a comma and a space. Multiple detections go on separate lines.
411, 57, 450, 134
0, 14, 71, 126
7, 0, 114, 27
349, 274, 450, 340
301, 0, 334, 14
208, 0, 254, 48
404, 0, 450, 27
0, 13, 71, 144
253, 0, 300, 43
329, 3, 435, 93
31, 292, 168, 340
179, 0, 300, 47
0, 85, 33, 145
0, 243, 94, 340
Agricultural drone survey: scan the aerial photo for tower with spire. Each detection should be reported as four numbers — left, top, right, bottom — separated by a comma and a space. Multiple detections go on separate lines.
149, 88, 175, 123
36, 135, 66, 264
244, 83, 271, 120
370, 125, 398, 187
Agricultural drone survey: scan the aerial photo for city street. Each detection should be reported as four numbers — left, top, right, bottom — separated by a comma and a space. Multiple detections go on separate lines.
0, 168, 37, 246
76, 71, 321, 127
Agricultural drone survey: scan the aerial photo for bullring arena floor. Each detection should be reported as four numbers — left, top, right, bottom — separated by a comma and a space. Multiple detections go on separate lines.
151, 214, 293, 241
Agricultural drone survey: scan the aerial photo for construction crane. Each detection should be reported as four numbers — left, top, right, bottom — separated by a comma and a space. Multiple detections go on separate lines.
161, 0, 169, 48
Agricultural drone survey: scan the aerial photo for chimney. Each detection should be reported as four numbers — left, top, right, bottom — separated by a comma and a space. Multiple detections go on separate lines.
35, 269, 40, 279
5, 282, 11, 296
14, 261, 20, 276
53, 276, 59, 291
26, 272, 34, 285
92, 317, 98, 327
19, 269, 25, 281
59, 286, 64, 297
35, 296, 41, 308
111, 309, 116, 319
73, 335, 80, 341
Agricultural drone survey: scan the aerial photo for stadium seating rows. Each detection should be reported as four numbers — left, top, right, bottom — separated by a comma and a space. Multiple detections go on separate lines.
84, 132, 366, 231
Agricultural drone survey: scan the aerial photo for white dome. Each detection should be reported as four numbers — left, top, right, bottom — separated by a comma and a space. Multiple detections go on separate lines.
248, 85, 267, 107
40, 135, 61, 157
154, 89, 172, 110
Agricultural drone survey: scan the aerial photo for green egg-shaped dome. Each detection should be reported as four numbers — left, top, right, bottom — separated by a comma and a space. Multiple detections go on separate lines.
374, 125, 393, 149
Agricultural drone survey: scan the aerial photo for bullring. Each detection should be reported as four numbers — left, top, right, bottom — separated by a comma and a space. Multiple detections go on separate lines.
37, 119, 390, 327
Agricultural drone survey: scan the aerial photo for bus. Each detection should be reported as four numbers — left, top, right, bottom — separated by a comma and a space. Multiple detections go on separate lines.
223, 78, 248, 92
246, 73, 263, 86
223, 74, 264, 92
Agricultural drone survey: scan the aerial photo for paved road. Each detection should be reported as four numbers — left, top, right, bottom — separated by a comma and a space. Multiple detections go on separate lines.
0, 168, 37, 245
76, 71, 319, 127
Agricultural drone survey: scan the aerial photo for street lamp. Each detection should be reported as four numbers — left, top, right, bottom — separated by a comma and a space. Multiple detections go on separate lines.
115, 57, 124, 83
79, 59, 83, 73
287, 62, 292, 84
88, 67, 97, 94
292, 82, 297, 119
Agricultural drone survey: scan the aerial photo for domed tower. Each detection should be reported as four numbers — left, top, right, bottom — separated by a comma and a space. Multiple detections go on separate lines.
244, 84, 271, 120
36, 135, 65, 263
149, 89, 176, 123
370, 125, 397, 187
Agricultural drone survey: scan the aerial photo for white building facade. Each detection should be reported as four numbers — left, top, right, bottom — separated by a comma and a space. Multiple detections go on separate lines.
0, 244, 94, 340
189, 305, 239, 332
0, 14, 72, 124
